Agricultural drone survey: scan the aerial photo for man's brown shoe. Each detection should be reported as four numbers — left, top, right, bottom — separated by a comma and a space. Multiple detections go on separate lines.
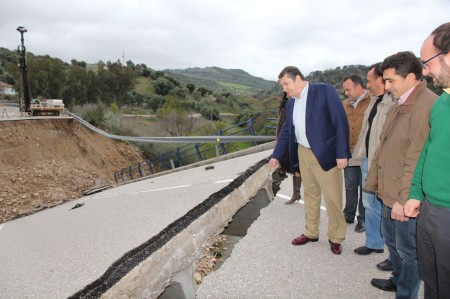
291, 234, 318, 245
329, 240, 342, 255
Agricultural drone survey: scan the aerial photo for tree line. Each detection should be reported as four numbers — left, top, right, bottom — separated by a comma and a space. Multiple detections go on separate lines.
1, 46, 441, 136
0, 47, 238, 120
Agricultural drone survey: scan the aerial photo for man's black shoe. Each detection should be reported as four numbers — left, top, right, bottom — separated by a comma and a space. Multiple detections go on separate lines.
377, 259, 394, 271
354, 221, 365, 233
371, 278, 397, 292
354, 246, 384, 255
345, 218, 354, 224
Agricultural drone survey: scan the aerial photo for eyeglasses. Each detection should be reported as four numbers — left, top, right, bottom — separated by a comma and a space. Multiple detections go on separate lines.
420, 50, 449, 68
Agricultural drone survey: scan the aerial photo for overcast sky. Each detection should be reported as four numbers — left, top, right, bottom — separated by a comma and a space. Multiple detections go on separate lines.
1, 0, 449, 81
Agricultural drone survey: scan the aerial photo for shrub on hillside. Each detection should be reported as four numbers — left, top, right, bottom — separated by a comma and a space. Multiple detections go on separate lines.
154, 77, 176, 96
234, 109, 261, 126
81, 103, 106, 128
199, 104, 220, 121
145, 94, 165, 112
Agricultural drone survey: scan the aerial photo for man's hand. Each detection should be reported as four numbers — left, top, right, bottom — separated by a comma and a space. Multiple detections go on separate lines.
391, 201, 409, 222
268, 158, 280, 171
336, 158, 348, 170
404, 199, 421, 218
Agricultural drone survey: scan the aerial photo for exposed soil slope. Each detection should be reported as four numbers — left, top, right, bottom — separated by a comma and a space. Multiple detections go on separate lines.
0, 118, 144, 223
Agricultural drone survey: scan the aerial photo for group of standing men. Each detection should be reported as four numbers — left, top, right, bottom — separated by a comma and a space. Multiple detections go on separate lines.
269, 22, 450, 298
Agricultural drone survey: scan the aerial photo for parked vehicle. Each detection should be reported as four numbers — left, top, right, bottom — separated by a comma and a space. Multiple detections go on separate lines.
31, 99, 65, 116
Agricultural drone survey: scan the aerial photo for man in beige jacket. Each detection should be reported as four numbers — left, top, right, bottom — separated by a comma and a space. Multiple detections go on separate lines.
351, 63, 394, 271
365, 51, 438, 297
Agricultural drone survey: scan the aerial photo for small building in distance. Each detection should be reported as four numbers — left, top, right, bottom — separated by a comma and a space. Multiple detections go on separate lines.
0, 81, 16, 96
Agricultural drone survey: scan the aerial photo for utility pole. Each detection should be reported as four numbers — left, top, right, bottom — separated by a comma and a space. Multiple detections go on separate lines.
17, 26, 32, 113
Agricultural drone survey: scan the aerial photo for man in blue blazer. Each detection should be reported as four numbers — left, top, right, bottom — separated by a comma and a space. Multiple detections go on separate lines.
269, 66, 351, 254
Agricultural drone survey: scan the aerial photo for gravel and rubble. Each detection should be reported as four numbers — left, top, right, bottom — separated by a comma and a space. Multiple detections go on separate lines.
194, 233, 228, 284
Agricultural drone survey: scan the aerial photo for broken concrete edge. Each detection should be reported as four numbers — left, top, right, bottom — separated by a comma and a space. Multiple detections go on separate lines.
68, 157, 272, 299
110, 162, 275, 298
82, 185, 110, 196
114, 141, 276, 187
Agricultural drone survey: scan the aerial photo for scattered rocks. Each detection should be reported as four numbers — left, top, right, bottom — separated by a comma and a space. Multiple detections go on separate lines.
194, 233, 227, 285
193, 272, 202, 284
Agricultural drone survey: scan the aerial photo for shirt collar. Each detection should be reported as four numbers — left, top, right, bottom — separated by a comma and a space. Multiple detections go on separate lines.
444, 88, 450, 94
398, 83, 418, 105
351, 90, 367, 107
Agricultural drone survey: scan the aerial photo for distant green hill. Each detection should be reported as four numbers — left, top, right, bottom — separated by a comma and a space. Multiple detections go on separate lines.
164, 66, 277, 95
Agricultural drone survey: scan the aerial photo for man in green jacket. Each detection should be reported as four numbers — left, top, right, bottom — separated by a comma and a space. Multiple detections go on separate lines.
405, 22, 450, 299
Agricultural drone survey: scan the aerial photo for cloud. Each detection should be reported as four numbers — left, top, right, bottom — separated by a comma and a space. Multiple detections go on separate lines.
1, 0, 449, 80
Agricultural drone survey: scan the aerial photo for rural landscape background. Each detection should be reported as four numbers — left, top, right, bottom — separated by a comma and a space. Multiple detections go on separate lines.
1, 46, 443, 161
1, 47, 397, 158
0, 47, 443, 223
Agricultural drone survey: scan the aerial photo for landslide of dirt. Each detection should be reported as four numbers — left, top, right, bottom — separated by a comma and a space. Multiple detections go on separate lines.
0, 118, 144, 223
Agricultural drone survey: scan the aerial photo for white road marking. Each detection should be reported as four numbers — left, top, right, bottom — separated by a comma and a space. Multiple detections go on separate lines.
276, 193, 327, 211
129, 184, 191, 194
213, 179, 234, 184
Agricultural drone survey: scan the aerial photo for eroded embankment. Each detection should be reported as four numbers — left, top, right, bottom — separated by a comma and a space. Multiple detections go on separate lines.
0, 118, 144, 223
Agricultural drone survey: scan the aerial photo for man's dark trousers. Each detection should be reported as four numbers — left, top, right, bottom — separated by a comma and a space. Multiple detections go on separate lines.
343, 166, 363, 223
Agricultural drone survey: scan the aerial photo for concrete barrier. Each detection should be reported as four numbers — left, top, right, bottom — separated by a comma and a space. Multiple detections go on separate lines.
69, 157, 273, 298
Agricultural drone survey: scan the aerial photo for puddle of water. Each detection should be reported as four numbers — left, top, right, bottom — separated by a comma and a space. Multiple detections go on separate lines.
213, 235, 242, 271
223, 189, 271, 236
213, 187, 276, 271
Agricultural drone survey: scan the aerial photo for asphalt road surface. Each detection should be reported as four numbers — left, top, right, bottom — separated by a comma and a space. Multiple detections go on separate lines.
0, 146, 424, 299
197, 175, 424, 299
0, 150, 271, 298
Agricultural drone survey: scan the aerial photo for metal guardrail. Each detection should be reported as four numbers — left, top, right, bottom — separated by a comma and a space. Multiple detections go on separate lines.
113, 118, 273, 183
266, 109, 278, 131
66, 111, 275, 143
64, 111, 276, 183
1, 102, 20, 107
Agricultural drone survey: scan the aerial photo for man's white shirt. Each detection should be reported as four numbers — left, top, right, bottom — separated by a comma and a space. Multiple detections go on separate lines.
293, 82, 311, 148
